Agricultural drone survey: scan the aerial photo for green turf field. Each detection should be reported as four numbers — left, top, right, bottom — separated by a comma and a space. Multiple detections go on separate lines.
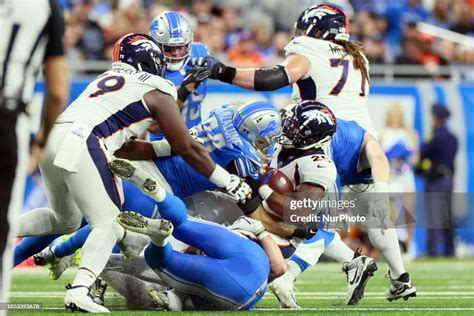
7, 258, 474, 315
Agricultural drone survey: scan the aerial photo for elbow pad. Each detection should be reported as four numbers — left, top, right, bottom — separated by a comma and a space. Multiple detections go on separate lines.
254, 65, 290, 91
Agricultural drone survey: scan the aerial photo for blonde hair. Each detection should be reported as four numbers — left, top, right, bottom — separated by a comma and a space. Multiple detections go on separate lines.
333, 39, 370, 84
385, 105, 406, 129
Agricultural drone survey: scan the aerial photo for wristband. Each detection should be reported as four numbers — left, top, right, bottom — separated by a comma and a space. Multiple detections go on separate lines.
209, 164, 232, 188
217, 64, 236, 84
258, 184, 274, 201
374, 182, 389, 193
257, 230, 269, 241
151, 140, 171, 157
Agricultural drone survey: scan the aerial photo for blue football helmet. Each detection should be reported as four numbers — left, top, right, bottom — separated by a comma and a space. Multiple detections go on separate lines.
112, 33, 166, 77
149, 11, 193, 71
295, 4, 350, 41
279, 100, 337, 150
233, 101, 282, 159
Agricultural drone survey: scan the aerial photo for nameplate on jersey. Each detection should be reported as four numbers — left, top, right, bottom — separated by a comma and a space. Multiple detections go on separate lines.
53, 122, 93, 173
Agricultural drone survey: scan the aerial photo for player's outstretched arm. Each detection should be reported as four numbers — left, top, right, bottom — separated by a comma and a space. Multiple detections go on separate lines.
203, 55, 310, 91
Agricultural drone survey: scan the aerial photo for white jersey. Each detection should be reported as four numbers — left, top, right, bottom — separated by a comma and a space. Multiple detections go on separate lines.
57, 62, 177, 153
285, 36, 377, 138
264, 145, 337, 218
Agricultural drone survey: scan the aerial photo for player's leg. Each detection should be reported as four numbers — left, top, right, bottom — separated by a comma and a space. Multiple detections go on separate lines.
13, 235, 59, 266
345, 184, 416, 301
118, 214, 267, 311
62, 136, 128, 313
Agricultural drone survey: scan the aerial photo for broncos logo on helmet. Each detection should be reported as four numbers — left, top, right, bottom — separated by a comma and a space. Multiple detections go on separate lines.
295, 4, 349, 41
279, 100, 337, 150
112, 33, 166, 77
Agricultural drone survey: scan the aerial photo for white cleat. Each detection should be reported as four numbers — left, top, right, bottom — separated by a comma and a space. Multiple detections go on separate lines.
268, 276, 300, 309
385, 272, 417, 302
108, 158, 158, 195
64, 284, 110, 313
117, 211, 173, 246
49, 254, 75, 280
342, 252, 378, 305
118, 230, 150, 260
33, 247, 57, 266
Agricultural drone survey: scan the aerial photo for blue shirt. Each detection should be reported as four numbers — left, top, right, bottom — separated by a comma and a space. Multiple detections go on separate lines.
330, 119, 373, 186
155, 105, 263, 198
150, 42, 209, 141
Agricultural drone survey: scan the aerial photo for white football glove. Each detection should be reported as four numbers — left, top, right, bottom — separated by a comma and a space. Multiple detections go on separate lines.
224, 174, 252, 203
228, 216, 268, 240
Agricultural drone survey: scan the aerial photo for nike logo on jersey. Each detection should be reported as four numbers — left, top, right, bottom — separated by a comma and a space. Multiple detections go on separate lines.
316, 164, 327, 168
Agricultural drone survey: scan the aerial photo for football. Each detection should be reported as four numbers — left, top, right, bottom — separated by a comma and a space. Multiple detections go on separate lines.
266, 169, 294, 193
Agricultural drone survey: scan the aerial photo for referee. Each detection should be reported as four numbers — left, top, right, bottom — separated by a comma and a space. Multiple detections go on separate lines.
0, 0, 68, 309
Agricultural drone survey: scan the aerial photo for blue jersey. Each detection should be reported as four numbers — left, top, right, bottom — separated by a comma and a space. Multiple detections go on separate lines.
150, 43, 209, 142
330, 119, 373, 186
155, 105, 262, 198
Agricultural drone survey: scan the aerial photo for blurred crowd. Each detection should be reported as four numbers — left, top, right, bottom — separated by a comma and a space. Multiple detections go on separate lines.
61, 0, 474, 79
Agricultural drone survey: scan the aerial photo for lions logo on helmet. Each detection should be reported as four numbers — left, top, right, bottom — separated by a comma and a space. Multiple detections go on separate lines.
232, 101, 281, 159
279, 100, 337, 150
149, 11, 193, 71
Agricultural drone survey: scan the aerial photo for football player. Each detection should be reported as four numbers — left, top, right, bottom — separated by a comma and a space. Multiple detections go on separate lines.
30, 101, 281, 278
269, 106, 416, 306
196, 4, 377, 138
149, 10, 209, 130
15, 33, 250, 313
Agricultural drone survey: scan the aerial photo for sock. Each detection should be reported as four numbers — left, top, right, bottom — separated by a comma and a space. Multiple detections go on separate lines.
368, 228, 405, 279
155, 192, 187, 227
323, 231, 354, 263
54, 226, 91, 258
284, 259, 303, 282
14, 235, 59, 266
144, 242, 172, 270
72, 225, 121, 288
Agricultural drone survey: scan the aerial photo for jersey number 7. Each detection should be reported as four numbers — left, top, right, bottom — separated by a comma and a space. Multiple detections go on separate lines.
329, 59, 366, 97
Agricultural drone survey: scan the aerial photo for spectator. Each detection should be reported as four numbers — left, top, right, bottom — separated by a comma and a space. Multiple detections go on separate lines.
450, 5, 474, 35
72, 0, 106, 61
429, 0, 451, 29
421, 105, 458, 257
227, 30, 264, 67
363, 35, 387, 64
395, 39, 422, 65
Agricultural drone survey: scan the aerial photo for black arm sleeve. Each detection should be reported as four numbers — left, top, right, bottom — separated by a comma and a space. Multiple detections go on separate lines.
45, 0, 65, 57
254, 65, 290, 91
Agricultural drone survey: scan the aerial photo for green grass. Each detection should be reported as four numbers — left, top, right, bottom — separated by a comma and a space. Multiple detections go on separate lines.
7, 258, 474, 315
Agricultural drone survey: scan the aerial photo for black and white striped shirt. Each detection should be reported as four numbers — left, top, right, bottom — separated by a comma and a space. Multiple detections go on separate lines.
0, 0, 64, 112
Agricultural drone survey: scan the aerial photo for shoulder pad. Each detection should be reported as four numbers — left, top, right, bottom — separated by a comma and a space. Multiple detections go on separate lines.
143, 75, 177, 101
285, 36, 327, 58
296, 154, 337, 192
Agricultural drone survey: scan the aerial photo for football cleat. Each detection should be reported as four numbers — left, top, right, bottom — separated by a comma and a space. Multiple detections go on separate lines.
148, 289, 182, 311
49, 254, 75, 280
268, 276, 300, 309
64, 284, 110, 313
385, 272, 417, 302
117, 212, 173, 246
108, 158, 157, 194
92, 278, 108, 306
33, 247, 57, 266
342, 250, 378, 305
